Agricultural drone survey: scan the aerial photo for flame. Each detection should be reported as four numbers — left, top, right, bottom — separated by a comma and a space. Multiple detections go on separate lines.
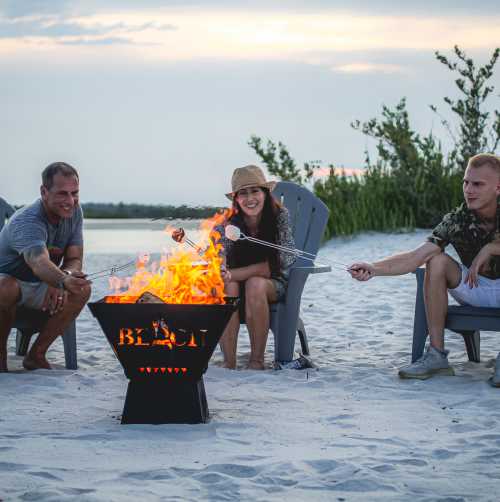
105, 209, 234, 304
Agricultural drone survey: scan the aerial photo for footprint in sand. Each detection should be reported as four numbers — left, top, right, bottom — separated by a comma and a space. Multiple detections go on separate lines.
28, 471, 64, 481
122, 469, 174, 481
432, 449, 459, 460
305, 459, 340, 474
202, 463, 261, 478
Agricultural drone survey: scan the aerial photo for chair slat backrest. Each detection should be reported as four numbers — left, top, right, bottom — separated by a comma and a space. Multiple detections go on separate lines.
273, 182, 329, 267
0, 197, 15, 231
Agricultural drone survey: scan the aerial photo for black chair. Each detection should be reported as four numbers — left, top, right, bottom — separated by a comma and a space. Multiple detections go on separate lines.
0, 198, 77, 369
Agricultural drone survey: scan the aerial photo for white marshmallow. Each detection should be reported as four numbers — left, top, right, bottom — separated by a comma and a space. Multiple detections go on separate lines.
225, 225, 241, 242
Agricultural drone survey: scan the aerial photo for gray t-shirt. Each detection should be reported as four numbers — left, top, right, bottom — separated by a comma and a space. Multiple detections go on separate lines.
0, 199, 83, 282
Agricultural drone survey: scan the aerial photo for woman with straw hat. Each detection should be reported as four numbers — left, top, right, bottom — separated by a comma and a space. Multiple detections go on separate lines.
215, 165, 295, 370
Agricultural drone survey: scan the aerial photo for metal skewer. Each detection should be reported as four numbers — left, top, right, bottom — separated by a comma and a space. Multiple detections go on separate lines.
171, 228, 207, 256
224, 225, 348, 271
86, 260, 137, 280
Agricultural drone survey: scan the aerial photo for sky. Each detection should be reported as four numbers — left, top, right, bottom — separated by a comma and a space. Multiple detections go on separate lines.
1, 0, 499, 206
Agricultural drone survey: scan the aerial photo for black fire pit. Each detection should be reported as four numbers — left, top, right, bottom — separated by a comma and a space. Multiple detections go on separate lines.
88, 297, 238, 424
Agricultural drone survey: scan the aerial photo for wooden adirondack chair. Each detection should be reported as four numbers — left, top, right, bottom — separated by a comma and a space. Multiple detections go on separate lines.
268, 182, 331, 362
0, 198, 77, 369
412, 267, 500, 363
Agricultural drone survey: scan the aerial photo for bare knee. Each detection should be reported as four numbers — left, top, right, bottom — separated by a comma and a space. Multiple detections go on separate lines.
245, 277, 268, 307
426, 253, 453, 275
426, 253, 460, 287
68, 284, 92, 307
0, 276, 20, 308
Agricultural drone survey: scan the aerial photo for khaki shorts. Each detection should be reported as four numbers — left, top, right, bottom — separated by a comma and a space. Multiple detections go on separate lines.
0, 274, 48, 310
449, 264, 500, 308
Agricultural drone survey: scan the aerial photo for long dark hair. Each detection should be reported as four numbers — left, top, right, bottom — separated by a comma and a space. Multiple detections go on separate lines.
232, 188, 282, 272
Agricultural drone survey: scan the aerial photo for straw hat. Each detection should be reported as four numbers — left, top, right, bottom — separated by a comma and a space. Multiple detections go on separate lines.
225, 165, 276, 200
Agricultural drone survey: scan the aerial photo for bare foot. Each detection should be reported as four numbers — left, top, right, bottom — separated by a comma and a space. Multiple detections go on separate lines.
222, 361, 236, 370
23, 354, 51, 371
246, 360, 265, 370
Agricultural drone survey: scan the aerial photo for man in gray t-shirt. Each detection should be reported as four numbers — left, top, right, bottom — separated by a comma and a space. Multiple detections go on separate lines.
0, 162, 92, 372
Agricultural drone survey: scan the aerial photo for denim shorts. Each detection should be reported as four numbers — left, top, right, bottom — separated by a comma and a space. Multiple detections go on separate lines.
448, 264, 500, 308
0, 273, 48, 310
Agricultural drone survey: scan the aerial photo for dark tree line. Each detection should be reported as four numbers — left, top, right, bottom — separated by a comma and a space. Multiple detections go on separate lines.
81, 202, 223, 219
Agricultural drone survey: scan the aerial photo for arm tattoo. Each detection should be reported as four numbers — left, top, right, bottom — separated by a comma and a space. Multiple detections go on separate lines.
23, 245, 47, 265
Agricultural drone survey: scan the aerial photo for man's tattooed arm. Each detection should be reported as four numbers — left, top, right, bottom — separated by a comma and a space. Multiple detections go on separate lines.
61, 245, 84, 274
23, 246, 67, 287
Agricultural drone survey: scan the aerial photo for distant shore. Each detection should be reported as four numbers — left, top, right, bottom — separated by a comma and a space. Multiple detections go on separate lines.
81, 202, 224, 219
11, 202, 224, 219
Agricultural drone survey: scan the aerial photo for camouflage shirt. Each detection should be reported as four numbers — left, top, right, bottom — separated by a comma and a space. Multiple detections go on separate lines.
427, 202, 500, 279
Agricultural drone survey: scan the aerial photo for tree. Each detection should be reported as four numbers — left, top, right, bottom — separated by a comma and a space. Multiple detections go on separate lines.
248, 45, 500, 237
248, 135, 315, 185
432, 45, 500, 170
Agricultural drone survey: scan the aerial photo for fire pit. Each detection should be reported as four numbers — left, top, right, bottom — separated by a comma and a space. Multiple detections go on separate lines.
88, 297, 238, 424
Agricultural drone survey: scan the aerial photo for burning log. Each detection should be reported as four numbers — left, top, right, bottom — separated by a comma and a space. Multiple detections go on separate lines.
136, 291, 166, 304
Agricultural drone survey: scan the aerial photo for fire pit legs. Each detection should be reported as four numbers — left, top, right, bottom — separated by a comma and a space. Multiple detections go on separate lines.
122, 378, 209, 424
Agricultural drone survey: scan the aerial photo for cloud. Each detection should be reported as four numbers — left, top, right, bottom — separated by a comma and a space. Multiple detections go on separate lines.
0, 5, 497, 63
0, 20, 105, 38
333, 63, 407, 74
0, 18, 176, 41
0, 0, 74, 19
60, 36, 135, 46
119, 22, 177, 33
2, 0, 500, 19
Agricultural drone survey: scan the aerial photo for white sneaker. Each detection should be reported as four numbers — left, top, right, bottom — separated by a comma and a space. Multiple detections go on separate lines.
399, 346, 455, 380
489, 352, 500, 388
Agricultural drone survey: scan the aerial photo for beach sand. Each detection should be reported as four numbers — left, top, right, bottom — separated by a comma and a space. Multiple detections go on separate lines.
1, 229, 500, 501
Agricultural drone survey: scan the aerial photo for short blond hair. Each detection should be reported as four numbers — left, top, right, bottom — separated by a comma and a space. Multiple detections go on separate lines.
467, 153, 500, 175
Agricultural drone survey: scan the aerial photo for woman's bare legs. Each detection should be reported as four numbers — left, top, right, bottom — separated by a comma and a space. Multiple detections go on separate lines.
245, 277, 277, 370
219, 281, 240, 369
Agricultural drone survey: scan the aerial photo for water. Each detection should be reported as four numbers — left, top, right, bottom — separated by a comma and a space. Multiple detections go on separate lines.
84, 218, 203, 255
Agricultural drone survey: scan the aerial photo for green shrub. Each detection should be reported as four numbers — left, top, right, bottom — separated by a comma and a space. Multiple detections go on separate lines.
249, 46, 499, 239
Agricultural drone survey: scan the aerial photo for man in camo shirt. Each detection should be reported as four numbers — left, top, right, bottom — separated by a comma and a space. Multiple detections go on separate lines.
348, 153, 500, 385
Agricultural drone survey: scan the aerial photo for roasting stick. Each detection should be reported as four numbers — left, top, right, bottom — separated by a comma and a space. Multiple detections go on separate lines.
85, 228, 211, 282
86, 260, 137, 280
224, 225, 346, 272
171, 228, 207, 256
171, 226, 344, 271
83, 230, 211, 282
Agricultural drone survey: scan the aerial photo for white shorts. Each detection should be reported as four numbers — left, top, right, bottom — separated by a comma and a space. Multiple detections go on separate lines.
0, 273, 48, 310
448, 264, 500, 308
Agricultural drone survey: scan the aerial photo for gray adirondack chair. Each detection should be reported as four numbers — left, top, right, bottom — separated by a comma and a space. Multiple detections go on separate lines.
412, 267, 500, 363
0, 198, 77, 369
268, 181, 331, 362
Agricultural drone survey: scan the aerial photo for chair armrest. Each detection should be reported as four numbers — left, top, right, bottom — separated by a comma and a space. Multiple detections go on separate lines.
291, 265, 332, 276
283, 266, 331, 304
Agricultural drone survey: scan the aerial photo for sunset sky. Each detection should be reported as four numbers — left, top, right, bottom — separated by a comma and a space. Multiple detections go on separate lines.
1, 1, 499, 205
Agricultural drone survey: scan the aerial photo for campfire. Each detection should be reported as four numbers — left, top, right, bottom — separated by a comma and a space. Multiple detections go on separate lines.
88, 210, 239, 424
104, 209, 232, 305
